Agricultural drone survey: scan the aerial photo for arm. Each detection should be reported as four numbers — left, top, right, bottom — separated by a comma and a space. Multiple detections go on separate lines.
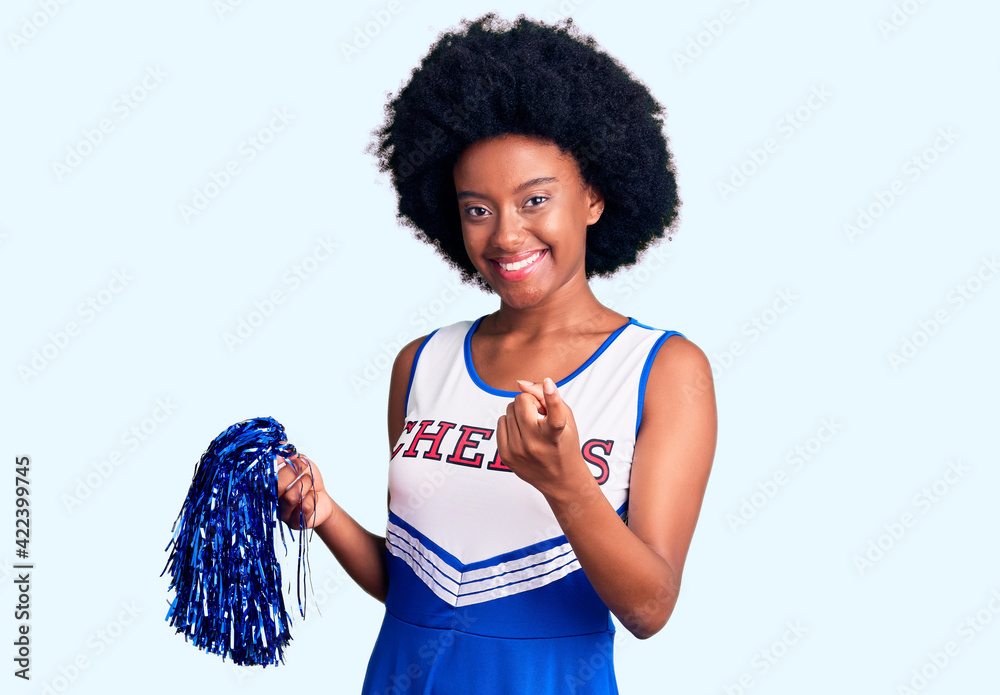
282, 334, 427, 604
500, 335, 717, 639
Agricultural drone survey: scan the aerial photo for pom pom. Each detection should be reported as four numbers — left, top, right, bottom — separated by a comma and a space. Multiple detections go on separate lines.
161, 416, 316, 666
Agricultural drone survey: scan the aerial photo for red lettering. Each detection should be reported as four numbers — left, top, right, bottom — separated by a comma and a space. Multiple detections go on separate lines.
402, 420, 457, 460
445, 426, 494, 468
391, 420, 419, 459
486, 447, 512, 472
582, 439, 614, 485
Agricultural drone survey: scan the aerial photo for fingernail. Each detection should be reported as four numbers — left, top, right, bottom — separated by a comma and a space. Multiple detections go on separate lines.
543, 378, 556, 394
516, 379, 534, 386
283, 470, 307, 493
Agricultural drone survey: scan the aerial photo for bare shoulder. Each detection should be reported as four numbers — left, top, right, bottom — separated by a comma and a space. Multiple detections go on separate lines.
628, 333, 717, 583
387, 335, 431, 445
643, 333, 715, 411
386, 335, 430, 511
389, 335, 430, 393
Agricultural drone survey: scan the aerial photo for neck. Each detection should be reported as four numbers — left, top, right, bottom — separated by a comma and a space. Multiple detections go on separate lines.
489, 274, 617, 338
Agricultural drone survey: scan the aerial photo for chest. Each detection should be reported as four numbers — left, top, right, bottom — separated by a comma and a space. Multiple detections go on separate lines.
467, 330, 618, 393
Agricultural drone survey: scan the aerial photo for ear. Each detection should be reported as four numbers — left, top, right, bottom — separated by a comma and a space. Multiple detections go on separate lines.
586, 186, 605, 226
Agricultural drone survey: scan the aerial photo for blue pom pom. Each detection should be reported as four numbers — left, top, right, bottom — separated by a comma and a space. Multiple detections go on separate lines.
161, 417, 314, 667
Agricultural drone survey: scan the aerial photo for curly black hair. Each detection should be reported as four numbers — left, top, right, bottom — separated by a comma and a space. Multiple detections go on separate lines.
368, 12, 680, 292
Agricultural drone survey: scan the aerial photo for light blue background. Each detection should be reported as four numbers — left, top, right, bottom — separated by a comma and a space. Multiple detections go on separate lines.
1, 0, 998, 692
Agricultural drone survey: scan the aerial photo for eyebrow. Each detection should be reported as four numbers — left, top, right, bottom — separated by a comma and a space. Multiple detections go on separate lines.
456, 176, 558, 200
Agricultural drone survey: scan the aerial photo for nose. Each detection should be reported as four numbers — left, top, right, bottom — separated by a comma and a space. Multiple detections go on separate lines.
492, 206, 524, 250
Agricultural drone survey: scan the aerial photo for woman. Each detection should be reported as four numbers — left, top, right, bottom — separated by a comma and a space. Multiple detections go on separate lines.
278, 13, 717, 693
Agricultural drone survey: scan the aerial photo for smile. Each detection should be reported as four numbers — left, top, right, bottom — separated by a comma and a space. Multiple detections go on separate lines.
490, 249, 546, 281
495, 250, 544, 271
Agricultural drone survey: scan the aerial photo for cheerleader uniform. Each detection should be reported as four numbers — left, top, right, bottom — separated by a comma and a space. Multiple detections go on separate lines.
362, 315, 685, 694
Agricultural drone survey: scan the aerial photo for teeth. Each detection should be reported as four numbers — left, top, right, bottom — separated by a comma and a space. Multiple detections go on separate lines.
499, 251, 541, 272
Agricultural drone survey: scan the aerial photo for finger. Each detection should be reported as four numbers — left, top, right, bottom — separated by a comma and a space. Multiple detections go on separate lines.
515, 380, 547, 414
280, 464, 314, 506
498, 403, 525, 462
276, 452, 315, 492
275, 452, 301, 488
283, 503, 311, 530
514, 385, 546, 419
541, 377, 568, 432
286, 489, 316, 529
297, 458, 322, 528
505, 400, 527, 444
300, 486, 321, 527
283, 468, 309, 494
280, 487, 314, 529
514, 392, 547, 431
279, 497, 302, 528
275, 440, 296, 470
297, 455, 321, 493
496, 413, 508, 459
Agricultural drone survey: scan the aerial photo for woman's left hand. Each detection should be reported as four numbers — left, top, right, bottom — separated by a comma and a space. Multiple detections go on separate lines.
496, 377, 592, 499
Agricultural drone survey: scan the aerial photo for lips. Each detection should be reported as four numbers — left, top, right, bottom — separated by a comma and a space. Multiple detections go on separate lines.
490, 249, 547, 281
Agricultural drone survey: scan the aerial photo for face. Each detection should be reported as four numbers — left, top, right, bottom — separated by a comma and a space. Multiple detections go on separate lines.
452, 134, 604, 309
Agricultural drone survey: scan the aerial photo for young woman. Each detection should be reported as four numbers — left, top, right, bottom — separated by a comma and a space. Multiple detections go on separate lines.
277, 13, 717, 693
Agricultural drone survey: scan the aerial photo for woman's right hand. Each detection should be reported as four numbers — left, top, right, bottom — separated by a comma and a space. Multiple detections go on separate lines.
275, 451, 335, 530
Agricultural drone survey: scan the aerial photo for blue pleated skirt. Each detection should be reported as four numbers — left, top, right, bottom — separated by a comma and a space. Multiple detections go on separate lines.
361, 610, 620, 695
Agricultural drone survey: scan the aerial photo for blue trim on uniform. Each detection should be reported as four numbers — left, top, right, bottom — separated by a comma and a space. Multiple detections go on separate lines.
387, 534, 465, 601
463, 536, 573, 572
389, 509, 465, 571
463, 315, 638, 397
635, 330, 686, 437
459, 551, 578, 599
404, 329, 439, 413
384, 551, 614, 638
385, 511, 614, 639
392, 508, 579, 575
630, 318, 660, 331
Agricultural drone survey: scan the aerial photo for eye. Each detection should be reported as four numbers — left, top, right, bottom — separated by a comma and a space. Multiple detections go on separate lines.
525, 196, 548, 207
464, 205, 490, 218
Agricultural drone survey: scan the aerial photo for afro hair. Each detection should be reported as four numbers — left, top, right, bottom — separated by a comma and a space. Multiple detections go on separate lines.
368, 12, 680, 292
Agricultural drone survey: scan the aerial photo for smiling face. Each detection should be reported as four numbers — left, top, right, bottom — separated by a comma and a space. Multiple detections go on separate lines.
453, 134, 604, 310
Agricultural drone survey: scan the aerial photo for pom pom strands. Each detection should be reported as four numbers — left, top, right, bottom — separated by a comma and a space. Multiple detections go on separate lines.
161, 417, 316, 666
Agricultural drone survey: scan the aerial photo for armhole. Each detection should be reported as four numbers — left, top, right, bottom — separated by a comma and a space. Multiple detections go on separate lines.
616, 499, 629, 526
403, 329, 438, 413
635, 330, 686, 437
